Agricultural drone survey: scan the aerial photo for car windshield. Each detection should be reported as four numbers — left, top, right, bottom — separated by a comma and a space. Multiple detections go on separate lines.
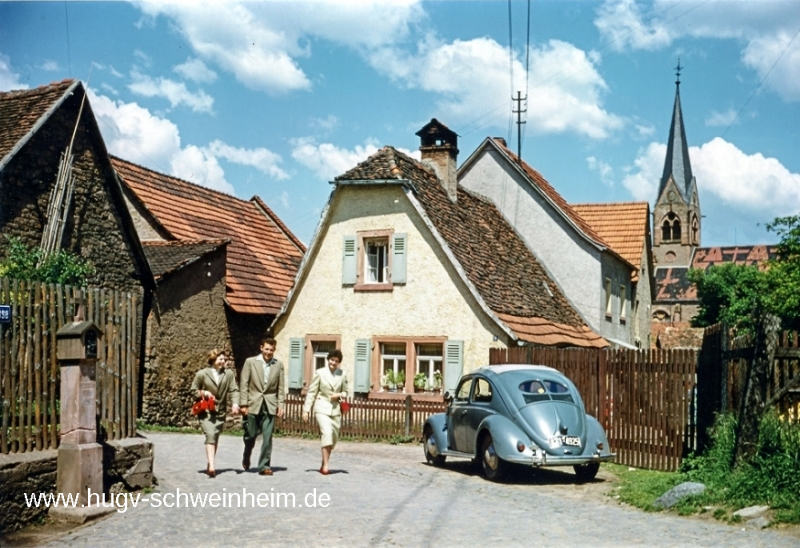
518, 379, 574, 404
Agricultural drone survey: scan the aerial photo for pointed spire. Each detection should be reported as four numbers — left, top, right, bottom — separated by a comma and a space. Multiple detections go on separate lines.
658, 60, 693, 201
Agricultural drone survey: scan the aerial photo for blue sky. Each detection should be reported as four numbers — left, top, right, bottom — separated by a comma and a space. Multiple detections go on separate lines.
1, 0, 799, 248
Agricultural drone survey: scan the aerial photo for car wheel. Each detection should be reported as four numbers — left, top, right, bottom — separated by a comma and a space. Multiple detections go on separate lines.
480, 434, 507, 482
423, 426, 446, 466
573, 462, 600, 482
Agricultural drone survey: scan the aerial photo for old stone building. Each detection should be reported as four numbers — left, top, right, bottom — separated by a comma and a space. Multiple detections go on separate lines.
112, 157, 305, 425
0, 80, 153, 294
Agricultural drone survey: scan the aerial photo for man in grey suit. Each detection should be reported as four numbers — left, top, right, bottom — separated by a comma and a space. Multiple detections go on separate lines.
239, 337, 285, 475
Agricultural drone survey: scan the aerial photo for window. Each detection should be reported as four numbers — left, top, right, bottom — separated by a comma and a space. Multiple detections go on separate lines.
455, 378, 472, 402
381, 342, 406, 385
313, 340, 337, 371
365, 238, 388, 283
661, 212, 681, 242
369, 337, 461, 396
416, 343, 443, 390
472, 378, 492, 403
343, 231, 407, 290
299, 335, 341, 390
691, 215, 699, 244
619, 284, 627, 322
604, 278, 612, 318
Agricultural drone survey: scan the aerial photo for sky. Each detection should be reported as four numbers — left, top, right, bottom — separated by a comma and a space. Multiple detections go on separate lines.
1, 0, 799, 248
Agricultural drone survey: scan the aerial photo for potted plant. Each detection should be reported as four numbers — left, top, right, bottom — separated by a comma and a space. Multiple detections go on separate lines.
384, 370, 397, 392
432, 371, 443, 394
381, 372, 391, 392
395, 370, 406, 392
414, 372, 428, 393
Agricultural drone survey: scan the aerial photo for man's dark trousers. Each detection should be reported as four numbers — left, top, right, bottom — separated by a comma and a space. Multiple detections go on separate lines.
243, 407, 275, 472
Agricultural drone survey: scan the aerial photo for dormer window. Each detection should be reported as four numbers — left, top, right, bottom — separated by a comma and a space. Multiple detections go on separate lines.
661, 212, 681, 243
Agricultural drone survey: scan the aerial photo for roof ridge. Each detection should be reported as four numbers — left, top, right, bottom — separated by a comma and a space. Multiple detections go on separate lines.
143, 238, 230, 247
111, 155, 251, 204
0, 79, 75, 99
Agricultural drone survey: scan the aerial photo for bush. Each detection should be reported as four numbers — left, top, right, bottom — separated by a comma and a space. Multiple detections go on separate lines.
679, 411, 800, 522
0, 236, 94, 286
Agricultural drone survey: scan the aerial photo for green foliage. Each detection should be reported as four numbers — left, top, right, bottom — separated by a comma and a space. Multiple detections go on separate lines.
765, 215, 800, 329
0, 236, 94, 286
688, 263, 770, 332
609, 464, 684, 512
688, 214, 800, 331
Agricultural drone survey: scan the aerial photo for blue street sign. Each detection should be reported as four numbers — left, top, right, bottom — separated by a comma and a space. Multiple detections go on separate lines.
0, 305, 10, 323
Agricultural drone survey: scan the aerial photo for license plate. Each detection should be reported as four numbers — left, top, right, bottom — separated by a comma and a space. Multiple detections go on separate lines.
548, 436, 581, 448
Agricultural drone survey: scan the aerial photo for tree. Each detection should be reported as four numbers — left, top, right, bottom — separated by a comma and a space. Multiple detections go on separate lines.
0, 236, 95, 286
764, 215, 800, 330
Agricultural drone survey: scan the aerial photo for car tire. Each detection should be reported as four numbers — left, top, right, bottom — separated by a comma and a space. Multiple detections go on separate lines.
423, 426, 446, 466
480, 434, 507, 482
573, 462, 600, 482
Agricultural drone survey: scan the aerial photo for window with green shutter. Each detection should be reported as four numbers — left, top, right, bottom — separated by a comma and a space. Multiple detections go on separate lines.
288, 337, 304, 389
354, 339, 371, 393
444, 340, 464, 394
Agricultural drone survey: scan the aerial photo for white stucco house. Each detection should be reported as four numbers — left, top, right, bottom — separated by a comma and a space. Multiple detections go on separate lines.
458, 137, 641, 348
271, 122, 607, 400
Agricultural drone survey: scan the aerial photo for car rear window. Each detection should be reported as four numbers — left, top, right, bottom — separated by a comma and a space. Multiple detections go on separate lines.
519, 379, 575, 404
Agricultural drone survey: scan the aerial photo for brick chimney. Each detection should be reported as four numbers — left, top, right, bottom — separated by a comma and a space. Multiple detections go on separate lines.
416, 118, 459, 202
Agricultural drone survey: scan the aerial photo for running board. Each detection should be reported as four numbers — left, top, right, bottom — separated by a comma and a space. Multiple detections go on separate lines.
440, 449, 475, 459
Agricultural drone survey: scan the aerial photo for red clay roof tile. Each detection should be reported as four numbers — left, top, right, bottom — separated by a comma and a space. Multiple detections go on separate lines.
112, 156, 305, 315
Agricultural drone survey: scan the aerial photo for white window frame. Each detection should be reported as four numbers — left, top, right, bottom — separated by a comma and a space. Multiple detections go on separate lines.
415, 343, 443, 389
364, 238, 389, 284
619, 284, 627, 322
605, 278, 612, 318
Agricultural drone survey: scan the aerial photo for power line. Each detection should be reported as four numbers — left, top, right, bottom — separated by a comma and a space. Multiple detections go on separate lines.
459, 0, 708, 139
721, 24, 800, 139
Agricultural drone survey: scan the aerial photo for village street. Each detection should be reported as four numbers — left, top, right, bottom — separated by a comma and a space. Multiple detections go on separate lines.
20, 431, 800, 548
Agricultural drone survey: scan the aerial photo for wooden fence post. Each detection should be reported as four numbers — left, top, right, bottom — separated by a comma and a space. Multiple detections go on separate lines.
404, 395, 412, 437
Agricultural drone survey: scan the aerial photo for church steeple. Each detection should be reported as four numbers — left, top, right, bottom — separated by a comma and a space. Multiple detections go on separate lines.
652, 61, 701, 267
658, 60, 694, 201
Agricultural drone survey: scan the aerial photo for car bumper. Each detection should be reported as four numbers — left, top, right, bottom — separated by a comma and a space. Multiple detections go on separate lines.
505, 452, 616, 467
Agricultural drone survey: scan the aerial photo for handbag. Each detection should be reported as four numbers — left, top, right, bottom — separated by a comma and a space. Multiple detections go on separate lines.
191, 394, 216, 416
340, 400, 351, 414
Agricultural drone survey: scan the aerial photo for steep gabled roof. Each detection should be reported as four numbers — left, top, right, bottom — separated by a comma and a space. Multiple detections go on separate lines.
112, 157, 305, 315
572, 202, 650, 282
329, 146, 607, 348
0, 79, 78, 170
143, 239, 229, 280
691, 245, 777, 271
659, 83, 694, 201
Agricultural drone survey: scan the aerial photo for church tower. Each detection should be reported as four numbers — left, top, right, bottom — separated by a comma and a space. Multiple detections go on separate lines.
653, 62, 701, 267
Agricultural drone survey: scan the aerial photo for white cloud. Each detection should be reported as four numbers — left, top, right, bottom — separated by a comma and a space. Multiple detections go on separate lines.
100, 83, 119, 96
88, 90, 287, 194
173, 57, 217, 83
705, 109, 738, 127
279, 191, 290, 209
0, 54, 27, 90
137, 0, 424, 95
311, 114, 340, 131
622, 142, 665, 201
40, 60, 59, 72
595, 0, 800, 102
206, 140, 288, 180
587, 156, 615, 187
129, 71, 214, 113
370, 37, 623, 139
635, 124, 656, 137
133, 50, 152, 67
291, 137, 381, 180
623, 138, 800, 216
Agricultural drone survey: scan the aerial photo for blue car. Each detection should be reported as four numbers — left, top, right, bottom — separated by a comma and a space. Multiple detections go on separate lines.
423, 364, 615, 482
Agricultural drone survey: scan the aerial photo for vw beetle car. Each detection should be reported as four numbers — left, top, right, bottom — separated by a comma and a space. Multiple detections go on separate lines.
423, 364, 615, 481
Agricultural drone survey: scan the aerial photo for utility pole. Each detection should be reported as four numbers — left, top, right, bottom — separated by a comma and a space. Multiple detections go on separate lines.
512, 91, 527, 159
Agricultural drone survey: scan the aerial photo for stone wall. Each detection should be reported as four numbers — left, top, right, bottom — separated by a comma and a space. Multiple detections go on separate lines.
0, 88, 146, 294
0, 436, 154, 535
141, 247, 232, 426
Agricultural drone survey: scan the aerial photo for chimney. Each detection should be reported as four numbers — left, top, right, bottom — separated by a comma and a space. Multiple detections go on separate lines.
416, 119, 459, 202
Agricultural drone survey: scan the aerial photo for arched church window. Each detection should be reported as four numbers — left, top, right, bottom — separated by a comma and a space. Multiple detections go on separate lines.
661, 212, 681, 242
691, 215, 699, 244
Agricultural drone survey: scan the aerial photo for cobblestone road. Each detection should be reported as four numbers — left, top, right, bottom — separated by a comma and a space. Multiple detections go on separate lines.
38, 431, 800, 548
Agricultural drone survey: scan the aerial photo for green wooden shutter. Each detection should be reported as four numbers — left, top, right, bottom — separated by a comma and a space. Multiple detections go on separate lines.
342, 235, 357, 284
391, 233, 407, 284
444, 340, 464, 395
354, 339, 372, 393
288, 337, 304, 389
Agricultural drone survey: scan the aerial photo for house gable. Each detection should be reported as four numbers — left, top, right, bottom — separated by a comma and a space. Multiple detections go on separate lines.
0, 80, 153, 293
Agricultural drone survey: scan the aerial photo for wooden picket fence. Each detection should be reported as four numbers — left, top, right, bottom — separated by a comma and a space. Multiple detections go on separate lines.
0, 277, 141, 454
280, 393, 446, 442
489, 347, 698, 472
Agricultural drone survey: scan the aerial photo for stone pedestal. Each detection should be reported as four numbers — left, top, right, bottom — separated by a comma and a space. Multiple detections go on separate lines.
50, 360, 114, 522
